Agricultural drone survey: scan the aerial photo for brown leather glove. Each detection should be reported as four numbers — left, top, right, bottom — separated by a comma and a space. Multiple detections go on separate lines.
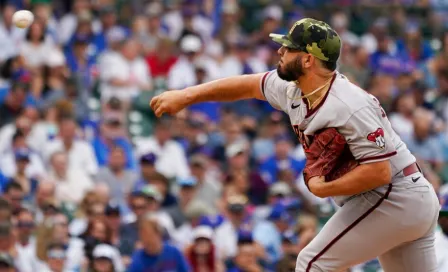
303, 128, 358, 189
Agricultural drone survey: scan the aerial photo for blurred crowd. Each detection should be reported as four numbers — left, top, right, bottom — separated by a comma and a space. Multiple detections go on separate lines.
0, 0, 447, 272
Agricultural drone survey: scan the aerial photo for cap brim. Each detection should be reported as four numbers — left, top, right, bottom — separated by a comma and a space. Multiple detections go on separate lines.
269, 33, 296, 49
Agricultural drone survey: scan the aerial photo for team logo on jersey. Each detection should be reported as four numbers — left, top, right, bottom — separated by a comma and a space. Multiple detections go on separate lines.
367, 128, 386, 149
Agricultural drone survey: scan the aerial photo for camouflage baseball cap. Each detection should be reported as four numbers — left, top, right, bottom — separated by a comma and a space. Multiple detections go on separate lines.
270, 18, 341, 62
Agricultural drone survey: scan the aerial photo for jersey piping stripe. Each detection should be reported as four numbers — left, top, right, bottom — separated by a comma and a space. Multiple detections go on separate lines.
261, 71, 269, 99
358, 151, 397, 163
305, 184, 393, 272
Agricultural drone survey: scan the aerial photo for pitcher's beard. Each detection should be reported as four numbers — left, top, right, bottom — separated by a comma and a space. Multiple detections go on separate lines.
276, 56, 305, 82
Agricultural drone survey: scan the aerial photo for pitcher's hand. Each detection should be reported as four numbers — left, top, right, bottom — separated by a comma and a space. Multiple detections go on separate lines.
150, 90, 189, 117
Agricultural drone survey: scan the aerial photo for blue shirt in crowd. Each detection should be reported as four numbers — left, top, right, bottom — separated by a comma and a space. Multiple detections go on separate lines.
91, 136, 137, 170
128, 243, 190, 272
253, 221, 282, 264
402, 134, 444, 165
0, 87, 37, 108
259, 156, 306, 184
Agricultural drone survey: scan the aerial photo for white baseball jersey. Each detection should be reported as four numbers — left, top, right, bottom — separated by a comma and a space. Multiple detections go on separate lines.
260, 70, 416, 204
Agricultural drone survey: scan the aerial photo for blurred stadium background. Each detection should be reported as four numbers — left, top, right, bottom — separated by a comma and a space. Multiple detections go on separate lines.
0, 0, 447, 271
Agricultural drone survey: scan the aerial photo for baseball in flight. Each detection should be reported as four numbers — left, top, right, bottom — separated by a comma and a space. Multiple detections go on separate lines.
12, 10, 34, 29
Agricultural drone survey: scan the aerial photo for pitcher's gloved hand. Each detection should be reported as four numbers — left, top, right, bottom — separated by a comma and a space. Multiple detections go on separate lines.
303, 128, 359, 190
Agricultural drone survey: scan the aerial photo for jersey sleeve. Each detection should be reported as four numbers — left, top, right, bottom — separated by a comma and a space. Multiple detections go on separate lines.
260, 70, 290, 112
339, 107, 397, 164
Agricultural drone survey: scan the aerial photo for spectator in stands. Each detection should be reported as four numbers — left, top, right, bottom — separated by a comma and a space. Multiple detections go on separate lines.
167, 34, 218, 90
184, 225, 224, 272
128, 213, 189, 272
212, 119, 248, 164
33, 181, 55, 223
253, 182, 292, 222
92, 116, 136, 170
38, 242, 83, 272
259, 135, 306, 185
91, 243, 124, 272
167, 176, 199, 228
226, 142, 268, 205
0, 4, 25, 62
226, 236, 265, 272
389, 92, 417, 139
339, 45, 370, 88
0, 109, 36, 155
37, 212, 85, 271
397, 22, 433, 64
0, 129, 46, 179
189, 155, 221, 210
253, 201, 292, 265
0, 149, 39, 203
140, 185, 175, 237
0, 81, 31, 128
221, 39, 267, 78
145, 38, 177, 79
402, 108, 444, 171
0, 55, 29, 90
98, 25, 127, 65
14, 208, 40, 272
35, 49, 68, 110
434, 67, 448, 122
276, 232, 300, 272
173, 200, 215, 250
2, 181, 23, 215
81, 218, 113, 264
138, 2, 167, 54
64, 10, 97, 55
119, 185, 175, 256
179, 117, 212, 158
70, 200, 105, 239
0, 221, 19, 268
118, 190, 148, 260
57, 0, 91, 46
64, 32, 98, 95
103, 202, 121, 247
215, 194, 250, 260
95, 146, 137, 205
45, 115, 98, 176
99, 38, 152, 103
95, 5, 123, 52
135, 152, 157, 184
134, 172, 176, 208
0, 198, 11, 222
49, 151, 93, 205
250, 5, 284, 47
135, 117, 190, 180
19, 19, 55, 69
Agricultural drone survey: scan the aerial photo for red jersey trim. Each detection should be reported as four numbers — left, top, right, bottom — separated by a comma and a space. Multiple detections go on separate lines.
358, 151, 397, 163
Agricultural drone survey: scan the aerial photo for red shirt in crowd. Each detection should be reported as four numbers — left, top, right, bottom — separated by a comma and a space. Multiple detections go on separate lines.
145, 54, 178, 78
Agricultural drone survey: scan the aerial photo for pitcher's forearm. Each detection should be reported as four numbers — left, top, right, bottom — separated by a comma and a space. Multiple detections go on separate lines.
185, 74, 265, 106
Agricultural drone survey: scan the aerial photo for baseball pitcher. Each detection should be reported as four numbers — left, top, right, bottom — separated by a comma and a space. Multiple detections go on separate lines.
150, 18, 440, 272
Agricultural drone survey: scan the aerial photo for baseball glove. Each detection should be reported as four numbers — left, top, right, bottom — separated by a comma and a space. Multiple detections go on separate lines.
303, 128, 359, 189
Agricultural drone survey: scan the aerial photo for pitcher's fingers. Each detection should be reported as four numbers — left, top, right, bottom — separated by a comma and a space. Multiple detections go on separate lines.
155, 107, 163, 117
153, 99, 163, 114
150, 95, 160, 109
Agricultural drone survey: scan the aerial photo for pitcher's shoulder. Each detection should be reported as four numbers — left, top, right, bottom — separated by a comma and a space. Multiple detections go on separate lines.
329, 73, 375, 113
